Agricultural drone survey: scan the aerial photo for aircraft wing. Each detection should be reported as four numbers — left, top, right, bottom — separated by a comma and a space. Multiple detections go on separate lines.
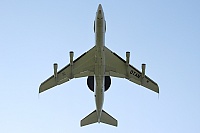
104, 46, 159, 93
39, 46, 96, 93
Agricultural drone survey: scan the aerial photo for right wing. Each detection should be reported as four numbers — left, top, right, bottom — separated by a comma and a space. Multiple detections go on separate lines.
104, 46, 159, 93
39, 46, 96, 93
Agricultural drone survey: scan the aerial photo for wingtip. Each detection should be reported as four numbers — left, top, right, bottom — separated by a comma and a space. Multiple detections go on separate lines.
157, 85, 160, 94
38, 84, 44, 94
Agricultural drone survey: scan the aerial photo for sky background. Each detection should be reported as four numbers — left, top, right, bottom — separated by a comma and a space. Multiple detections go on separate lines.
0, 0, 200, 132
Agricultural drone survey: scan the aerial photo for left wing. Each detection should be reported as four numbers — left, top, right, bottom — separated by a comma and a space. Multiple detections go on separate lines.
104, 46, 159, 93
39, 46, 96, 93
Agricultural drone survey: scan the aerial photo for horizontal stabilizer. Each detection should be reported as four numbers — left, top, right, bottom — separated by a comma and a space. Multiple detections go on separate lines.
80, 110, 117, 127
101, 110, 117, 126
81, 110, 98, 127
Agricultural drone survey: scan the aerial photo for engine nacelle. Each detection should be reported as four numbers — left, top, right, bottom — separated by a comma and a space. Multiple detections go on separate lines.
142, 64, 146, 78
87, 76, 111, 92
69, 51, 74, 66
53, 63, 58, 79
126, 51, 130, 65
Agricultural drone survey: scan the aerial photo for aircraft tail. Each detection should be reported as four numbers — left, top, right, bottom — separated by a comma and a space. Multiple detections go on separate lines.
80, 110, 117, 127
101, 110, 118, 126
81, 110, 98, 126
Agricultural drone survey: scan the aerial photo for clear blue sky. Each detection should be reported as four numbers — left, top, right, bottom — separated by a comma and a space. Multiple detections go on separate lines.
0, 0, 200, 132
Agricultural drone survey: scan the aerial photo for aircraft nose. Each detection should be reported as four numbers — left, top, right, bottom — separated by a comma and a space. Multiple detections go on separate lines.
97, 4, 104, 19
98, 4, 102, 11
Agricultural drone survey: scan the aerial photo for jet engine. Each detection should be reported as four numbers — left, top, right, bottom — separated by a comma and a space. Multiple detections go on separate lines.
69, 51, 74, 66
87, 76, 111, 92
142, 64, 146, 78
53, 63, 58, 79
126, 51, 130, 65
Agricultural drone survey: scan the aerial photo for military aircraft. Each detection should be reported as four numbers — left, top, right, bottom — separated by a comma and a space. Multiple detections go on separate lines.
39, 4, 159, 127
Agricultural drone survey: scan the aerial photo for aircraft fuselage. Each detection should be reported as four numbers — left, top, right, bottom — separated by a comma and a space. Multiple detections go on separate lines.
94, 4, 106, 122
